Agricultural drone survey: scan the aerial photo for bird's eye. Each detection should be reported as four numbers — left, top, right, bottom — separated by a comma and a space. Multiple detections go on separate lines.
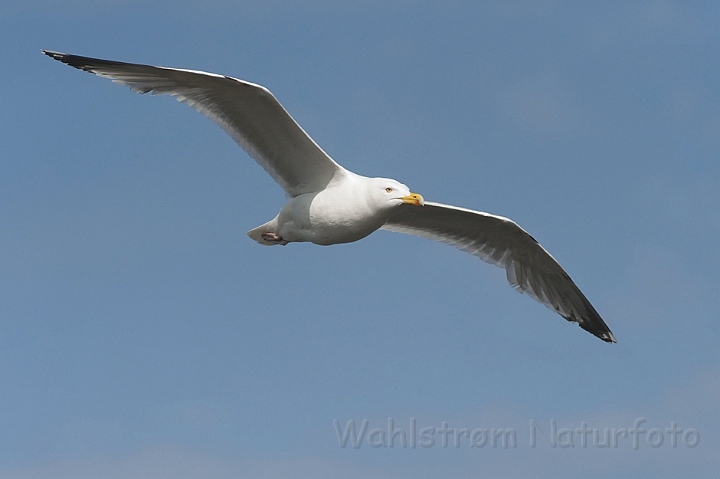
385, 187, 393, 193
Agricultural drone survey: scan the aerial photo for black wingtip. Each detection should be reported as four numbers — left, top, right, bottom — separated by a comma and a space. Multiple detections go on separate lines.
42, 49, 129, 73
600, 332, 617, 343
42, 49, 64, 60
585, 325, 617, 344
42, 49, 86, 69
567, 309, 616, 343
42, 49, 92, 70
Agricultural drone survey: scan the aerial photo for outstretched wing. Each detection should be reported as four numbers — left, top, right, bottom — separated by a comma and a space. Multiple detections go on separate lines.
43, 50, 345, 196
383, 201, 616, 343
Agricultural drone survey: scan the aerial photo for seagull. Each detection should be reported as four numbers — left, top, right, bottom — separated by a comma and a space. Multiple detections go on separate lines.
43, 50, 616, 343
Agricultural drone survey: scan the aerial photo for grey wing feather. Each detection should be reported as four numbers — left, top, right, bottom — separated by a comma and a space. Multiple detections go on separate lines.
43, 50, 345, 196
382, 201, 616, 343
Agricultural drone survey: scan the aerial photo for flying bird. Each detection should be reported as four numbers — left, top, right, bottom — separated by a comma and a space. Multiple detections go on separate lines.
43, 50, 616, 343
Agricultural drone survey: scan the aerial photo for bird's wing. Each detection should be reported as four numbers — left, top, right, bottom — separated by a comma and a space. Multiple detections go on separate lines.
382, 201, 616, 343
43, 50, 345, 197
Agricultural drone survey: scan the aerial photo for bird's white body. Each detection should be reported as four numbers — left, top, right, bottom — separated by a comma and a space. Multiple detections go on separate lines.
249, 174, 414, 246
43, 50, 616, 343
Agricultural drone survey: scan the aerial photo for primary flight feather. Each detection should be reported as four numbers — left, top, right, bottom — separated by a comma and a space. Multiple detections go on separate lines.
43, 50, 616, 343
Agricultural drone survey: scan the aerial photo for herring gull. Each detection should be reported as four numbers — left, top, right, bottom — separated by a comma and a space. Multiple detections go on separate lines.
43, 50, 616, 343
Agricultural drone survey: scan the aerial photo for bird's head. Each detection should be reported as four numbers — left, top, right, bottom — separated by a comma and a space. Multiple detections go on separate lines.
369, 177, 425, 210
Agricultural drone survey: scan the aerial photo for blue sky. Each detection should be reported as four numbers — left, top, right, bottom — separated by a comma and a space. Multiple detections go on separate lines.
1, 1, 719, 477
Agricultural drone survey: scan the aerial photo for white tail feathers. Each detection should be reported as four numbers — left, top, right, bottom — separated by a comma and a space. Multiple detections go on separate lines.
247, 218, 282, 246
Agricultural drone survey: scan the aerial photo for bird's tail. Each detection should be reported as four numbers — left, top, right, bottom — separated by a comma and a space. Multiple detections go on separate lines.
247, 218, 282, 246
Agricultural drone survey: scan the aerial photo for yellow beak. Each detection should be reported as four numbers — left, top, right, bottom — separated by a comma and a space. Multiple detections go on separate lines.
401, 193, 425, 206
